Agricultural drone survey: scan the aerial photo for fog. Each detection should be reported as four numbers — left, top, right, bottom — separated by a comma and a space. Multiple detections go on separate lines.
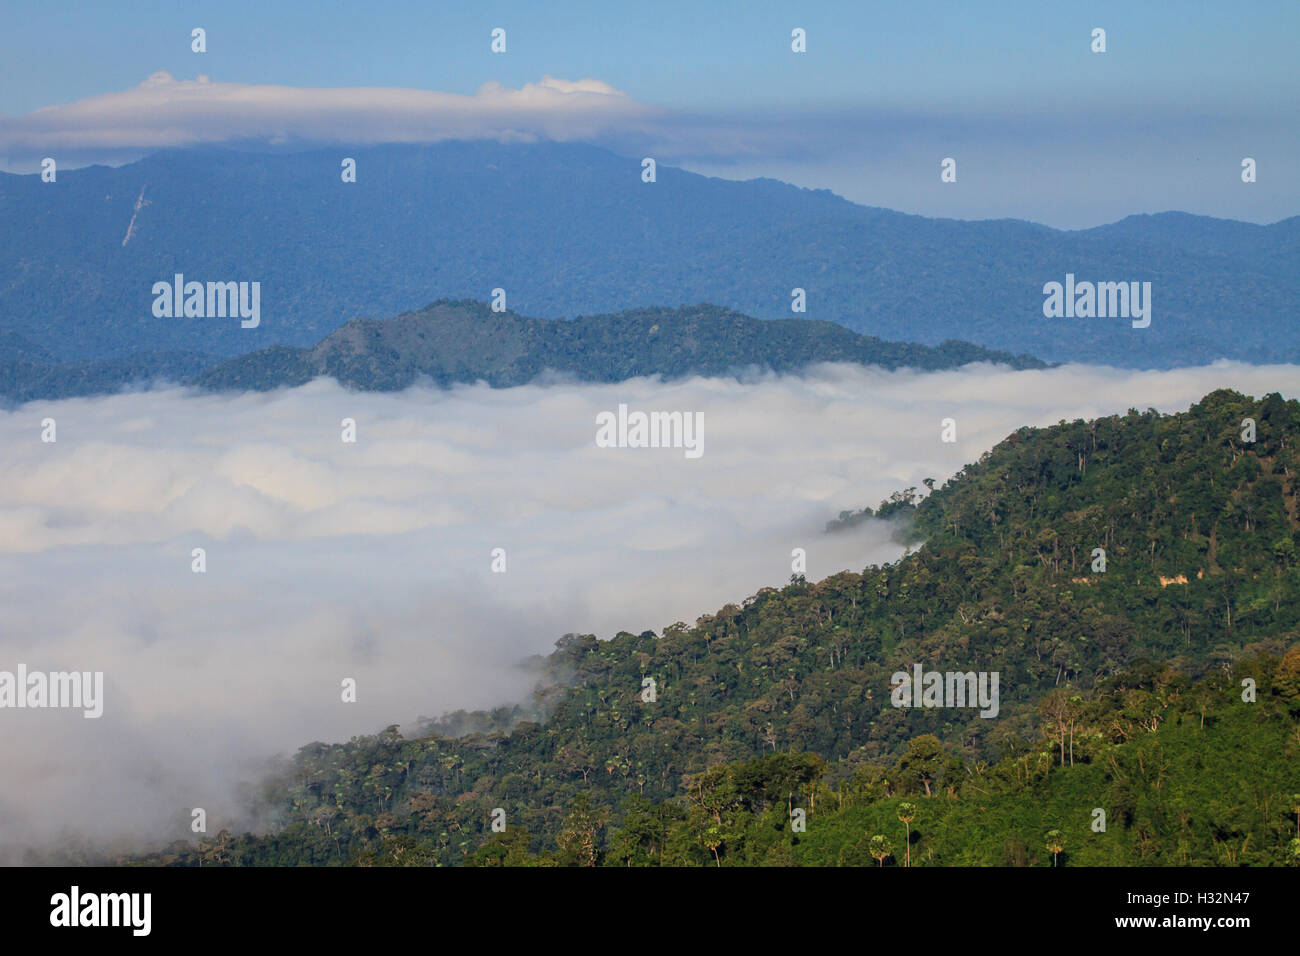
1, 360, 1297, 859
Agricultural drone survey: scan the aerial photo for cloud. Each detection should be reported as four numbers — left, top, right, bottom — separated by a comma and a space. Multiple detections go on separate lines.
0, 71, 661, 158
4, 73, 1294, 228
0, 361, 1298, 860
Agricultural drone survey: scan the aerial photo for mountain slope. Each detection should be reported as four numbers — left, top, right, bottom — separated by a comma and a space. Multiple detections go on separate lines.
0, 351, 213, 404
2, 142, 1295, 367
124, 388, 1300, 866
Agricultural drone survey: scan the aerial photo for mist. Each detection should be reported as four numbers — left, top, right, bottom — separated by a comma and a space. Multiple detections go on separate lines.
1, 360, 1298, 860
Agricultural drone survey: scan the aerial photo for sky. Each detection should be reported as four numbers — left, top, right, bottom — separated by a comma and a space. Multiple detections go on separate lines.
1, 0, 1296, 226
3, 360, 1298, 858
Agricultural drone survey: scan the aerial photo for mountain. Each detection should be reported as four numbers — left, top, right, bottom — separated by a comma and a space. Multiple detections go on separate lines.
0, 350, 213, 405
197, 299, 1046, 392
0, 300, 1044, 403
2, 142, 1295, 368
0, 330, 54, 364
120, 388, 1300, 866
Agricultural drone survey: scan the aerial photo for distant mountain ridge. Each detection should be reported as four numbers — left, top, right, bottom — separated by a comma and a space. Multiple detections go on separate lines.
0, 330, 211, 404
1, 141, 1295, 368
197, 300, 1047, 392
0, 300, 1046, 402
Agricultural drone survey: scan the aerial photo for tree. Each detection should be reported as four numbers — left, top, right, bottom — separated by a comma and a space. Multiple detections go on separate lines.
607, 796, 682, 866
896, 735, 946, 797
838, 834, 875, 867
868, 834, 894, 867
556, 794, 609, 867
1045, 829, 1065, 867
897, 802, 917, 867
702, 824, 726, 867
465, 827, 537, 867
197, 828, 233, 867
1276, 646, 1300, 712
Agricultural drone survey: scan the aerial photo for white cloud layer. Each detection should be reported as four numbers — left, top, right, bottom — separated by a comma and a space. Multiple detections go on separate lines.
1, 360, 1298, 860
0, 71, 658, 156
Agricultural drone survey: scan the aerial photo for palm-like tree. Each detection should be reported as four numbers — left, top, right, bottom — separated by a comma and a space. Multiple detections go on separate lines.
897, 802, 916, 867
1045, 829, 1065, 867
868, 834, 894, 867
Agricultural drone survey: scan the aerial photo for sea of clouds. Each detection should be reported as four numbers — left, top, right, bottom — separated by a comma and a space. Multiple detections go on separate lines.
1, 360, 1298, 859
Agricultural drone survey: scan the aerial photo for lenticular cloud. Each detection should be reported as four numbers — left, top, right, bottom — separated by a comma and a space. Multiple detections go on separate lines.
0, 360, 1297, 859
0, 71, 655, 157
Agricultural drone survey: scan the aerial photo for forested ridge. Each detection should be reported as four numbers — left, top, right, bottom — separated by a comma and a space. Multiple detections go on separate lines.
125, 388, 1300, 866
0, 299, 1043, 403
195, 299, 1045, 392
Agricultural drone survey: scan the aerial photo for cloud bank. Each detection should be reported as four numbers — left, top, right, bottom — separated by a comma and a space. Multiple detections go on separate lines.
1, 360, 1298, 859
0, 72, 660, 159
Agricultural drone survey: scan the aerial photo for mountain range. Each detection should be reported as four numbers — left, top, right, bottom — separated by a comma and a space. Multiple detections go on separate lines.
2, 141, 1295, 369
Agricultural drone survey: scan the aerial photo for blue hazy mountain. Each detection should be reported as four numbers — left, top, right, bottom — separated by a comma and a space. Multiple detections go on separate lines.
1, 141, 1295, 367
0, 300, 1045, 403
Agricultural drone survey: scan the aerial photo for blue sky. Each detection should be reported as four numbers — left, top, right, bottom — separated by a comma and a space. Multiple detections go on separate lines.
2, 0, 1296, 226
4, 0, 1296, 115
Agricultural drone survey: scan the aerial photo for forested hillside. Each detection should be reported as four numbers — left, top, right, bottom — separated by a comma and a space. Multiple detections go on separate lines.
125, 389, 1300, 867
197, 299, 1045, 392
